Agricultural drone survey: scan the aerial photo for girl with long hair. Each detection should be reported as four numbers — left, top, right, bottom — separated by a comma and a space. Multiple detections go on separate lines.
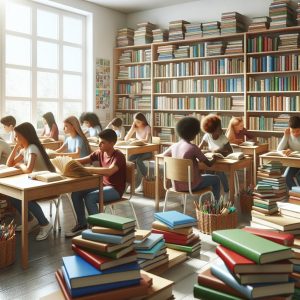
40, 112, 59, 141
82, 112, 102, 137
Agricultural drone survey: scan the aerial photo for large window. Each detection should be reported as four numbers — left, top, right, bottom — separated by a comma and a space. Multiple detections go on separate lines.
3, 1, 86, 128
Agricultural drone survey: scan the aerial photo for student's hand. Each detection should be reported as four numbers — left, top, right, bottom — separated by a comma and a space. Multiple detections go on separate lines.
284, 128, 290, 136
283, 149, 292, 156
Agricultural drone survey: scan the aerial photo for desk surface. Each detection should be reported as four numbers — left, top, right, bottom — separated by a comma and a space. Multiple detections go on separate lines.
260, 153, 300, 168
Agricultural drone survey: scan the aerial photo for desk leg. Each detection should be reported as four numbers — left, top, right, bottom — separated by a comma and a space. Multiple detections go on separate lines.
98, 176, 104, 213
253, 151, 257, 186
21, 198, 29, 269
229, 169, 235, 204
155, 156, 159, 211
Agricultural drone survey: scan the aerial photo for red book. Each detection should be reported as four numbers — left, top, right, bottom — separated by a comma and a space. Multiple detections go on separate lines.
151, 228, 194, 242
242, 227, 294, 246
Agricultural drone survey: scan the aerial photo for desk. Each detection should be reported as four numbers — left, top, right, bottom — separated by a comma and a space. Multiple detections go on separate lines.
260, 153, 300, 168
41, 140, 63, 150
115, 144, 160, 160
0, 174, 103, 269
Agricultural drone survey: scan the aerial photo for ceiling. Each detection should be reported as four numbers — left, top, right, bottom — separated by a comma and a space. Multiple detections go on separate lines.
85, 0, 200, 13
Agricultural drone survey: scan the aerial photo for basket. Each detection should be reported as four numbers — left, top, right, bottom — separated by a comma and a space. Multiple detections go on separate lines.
0, 235, 16, 268
239, 190, 253, 215
143, 177, 165, 199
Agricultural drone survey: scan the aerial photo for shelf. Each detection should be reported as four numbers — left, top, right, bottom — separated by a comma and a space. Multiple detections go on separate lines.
115, 44, 151, 50
247, 110, 299, 114
153, 73, 244, 80
115, 108, 151, 111
154, 109, 244, 113
116, 78, 151, 81
115, 93, 151, 96
246, 25, 300, 36
154, 92, 244, 96
247, 48, 300, 57
247, 91, 300, 95
247, 70, 300, 76
116, 62, 151, 66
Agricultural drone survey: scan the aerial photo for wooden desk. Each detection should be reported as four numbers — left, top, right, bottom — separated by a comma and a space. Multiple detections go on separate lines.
260, 153, 300, 168
41, 140, 63, 150
115, 144, 160, 160
0, 174, 103, 269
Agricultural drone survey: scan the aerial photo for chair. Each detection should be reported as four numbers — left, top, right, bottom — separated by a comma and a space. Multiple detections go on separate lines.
163, 156, 214, 214
104, 161, 140, 228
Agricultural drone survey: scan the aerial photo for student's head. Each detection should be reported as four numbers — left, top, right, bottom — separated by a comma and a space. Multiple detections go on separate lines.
289, 116, 300, 137
1, 115, 16, 133
133, 112, 149, 128
82, 112, 102, 130
42, 112, 57, 129
176, 117, 200, 142
201, 114, 223, 140
79, 112, 87, 126
229, 117, 244, 133
111, 117, 123, 129
98, 129, 117, 151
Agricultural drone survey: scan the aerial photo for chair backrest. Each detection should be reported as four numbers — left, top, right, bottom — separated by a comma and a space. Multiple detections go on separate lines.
126, 161, 135, 198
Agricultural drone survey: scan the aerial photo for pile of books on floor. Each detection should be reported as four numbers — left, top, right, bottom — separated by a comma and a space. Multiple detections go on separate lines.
116, 28, 134, 47
168, 20, 190, 41
269, 0, 296, 29
248, 16, 271, 31
221, 11, 246, 35
205, 41, 225, 56
184, 23, 202, 40
278, 186, 300, 220
225, 39, 243, 54
152, 211, 201, 257
157, 45, 177, 60
194, 228, 295, 299
55, 213, 154, 299
174, 45, 190, 59
278, 33, 300, 50
202, 21, 221, 37
134, 22, 155, 45
152, 28, 168, 43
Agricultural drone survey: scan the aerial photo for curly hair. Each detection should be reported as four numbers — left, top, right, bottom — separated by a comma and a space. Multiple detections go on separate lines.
176, 117, 200, 141
201, 114, 222, 134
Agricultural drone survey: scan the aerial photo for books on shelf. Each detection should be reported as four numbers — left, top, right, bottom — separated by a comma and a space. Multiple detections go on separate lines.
168, 20, 190, 41
152, 28, 168, 43
221, 11, 246, 35
202, 21, 221, 37
248, 16, 271, 32
185, 23, 202, 40
269, 0, 297, 29
134, 22, 155, 45
116, 28, 134, 47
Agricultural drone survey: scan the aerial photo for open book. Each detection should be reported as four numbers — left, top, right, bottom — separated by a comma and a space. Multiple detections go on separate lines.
265, 151, 300, 158
39, 137, 55, 143
231, 141, 257, 147
0, 165, 23, 178
28, 171, 65, 182
204, 152, 245, 160
116, 140, 146, 146
50, 156, 91, 178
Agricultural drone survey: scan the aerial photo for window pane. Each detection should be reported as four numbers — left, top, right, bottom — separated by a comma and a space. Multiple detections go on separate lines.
63, 74, 82, 99
63, 16, 82, 44
6, 68, 31, 97
37, 9, 58, 39
37, 41, 58, 69
36, 101, 58, 129
6, 35, 31, 66
63, 102, 82, 120
6, 2, 31, 34
63, 46, 82, 72
6, 100, 31, 124
37, 72, 58, 98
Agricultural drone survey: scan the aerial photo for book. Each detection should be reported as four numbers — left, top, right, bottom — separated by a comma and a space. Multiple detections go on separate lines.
135, 229, 151, 241
39, 137, 55, 143
152, 220, 193, 235
87, 213, 136, 230
134, 233, 164, 250
205, 152, 244, 160
136, 240, 166, 259
28, 170, 64, 182
115, 140, 146, 146
265, 151, 300, 158
0, 165, 23, 178
71, 244, 137, 271
151, 228, 195, 242
194, 284, 243, 300
212, 229, 293, 264
165, 238, 201, 253
91, 226, 133, 236
236, 272, 289, 285
51, 156, 91, 178
154, 211, 197, 229
139, 253, 168, 269
143, 256, 169, 272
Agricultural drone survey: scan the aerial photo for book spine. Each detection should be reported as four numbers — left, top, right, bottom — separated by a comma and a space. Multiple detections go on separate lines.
82, 230, 122, 244
193, 284, 242, 300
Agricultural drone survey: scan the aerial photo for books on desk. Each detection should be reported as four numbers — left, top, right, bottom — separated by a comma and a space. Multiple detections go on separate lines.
0, 165, 23, 178
28, 170, 64, 182
204, 152, 245, 160
115, 140, 146, 147
39, 137, 55, 143
265, 151, 300, 158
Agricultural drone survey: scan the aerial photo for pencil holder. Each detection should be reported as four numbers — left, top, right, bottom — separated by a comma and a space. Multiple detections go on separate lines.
0, 235, 16, 268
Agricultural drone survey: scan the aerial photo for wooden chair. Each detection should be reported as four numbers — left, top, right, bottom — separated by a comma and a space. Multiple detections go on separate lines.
163, 156, 214, 214
104, 161, 140, 228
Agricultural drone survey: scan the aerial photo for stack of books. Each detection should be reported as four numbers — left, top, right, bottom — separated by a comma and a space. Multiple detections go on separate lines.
297, 2, 300, 25
168, 20, 190, 41
134, 22, 155, 45
116, 28, 134, 47
118, 50, 132, 64
202, 21, 221, 37
55, 213, 152, 299
157, 45, 177, 60
221, 11, 246, 35
269, 0, 296, 29
174, 45, 190, 59
184, 23, 202, 40
152, 28, 168, 43
194, 229, 294, 299
153, 211, 201, 257
278, 33, 300, 50
231, 95, 245, 111
273, 114, 290, 131
248, 16, 271, 31
225, 40, 243, 54
205, 41, 225, 56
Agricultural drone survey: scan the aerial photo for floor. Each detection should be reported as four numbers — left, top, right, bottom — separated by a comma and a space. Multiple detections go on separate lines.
0, 191, 250, 300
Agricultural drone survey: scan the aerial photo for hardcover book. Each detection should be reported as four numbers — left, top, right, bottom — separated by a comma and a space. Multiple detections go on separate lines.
154, 211, 197, 229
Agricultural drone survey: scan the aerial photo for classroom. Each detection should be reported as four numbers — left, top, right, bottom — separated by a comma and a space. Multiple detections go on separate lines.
0, 0, 300, 299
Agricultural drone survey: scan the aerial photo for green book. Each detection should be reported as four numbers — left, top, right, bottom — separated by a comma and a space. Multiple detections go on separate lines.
212, 229, 293, 264
87, 213, 136, 230
165, 242, 200, 253
193, 284, 242, 300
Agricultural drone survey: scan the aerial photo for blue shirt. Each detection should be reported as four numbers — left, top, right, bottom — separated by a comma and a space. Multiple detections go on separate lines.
63, 135, 89, 158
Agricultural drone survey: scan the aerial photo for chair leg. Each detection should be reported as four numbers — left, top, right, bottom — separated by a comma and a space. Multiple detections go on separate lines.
53, 198, 60, 232
163, 190, 170, 212
65, 193, 77, 222
183, 194, 187, 214
50, 201, 53, 217
57, 197, 61, 231
234, 171, 240, 198
129, 201, 140, 229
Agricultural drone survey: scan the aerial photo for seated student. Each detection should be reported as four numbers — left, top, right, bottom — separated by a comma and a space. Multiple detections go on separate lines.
55, 116, 91, 158
277, 116, 300, 189
105, 117, 125, 140
1, 115, 16, 144
0, 137, 11, 164
199, 114, 233, 201
82, 112, 102, 137
163, 117, 221, 201
124, 112, 151, 193
7, 122, 54, 241
226, 116, 256, 145
40, 112, 59, 141
65, 129, 126, 237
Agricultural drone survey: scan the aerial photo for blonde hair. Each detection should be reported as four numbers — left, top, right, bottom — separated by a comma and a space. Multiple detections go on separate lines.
64, 116, 92, 154
226, 117, 244, 142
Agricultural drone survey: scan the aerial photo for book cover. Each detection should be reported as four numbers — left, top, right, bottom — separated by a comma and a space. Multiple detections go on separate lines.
28, 171, 64, 182
134, 233, 164, 250
194, 284, 242, 300
0, 165, 23, 178
165, 238, 201, 253
151, 228, 194, 241
136, 240, 165, 256
154, 211, 197, 228
91, 226, 133, 235
152, 220, 193, 235
135, 229, 151, 241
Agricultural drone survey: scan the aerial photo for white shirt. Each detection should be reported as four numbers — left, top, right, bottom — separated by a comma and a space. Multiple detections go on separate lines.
277, 134, 300, 151
88, 125, 101, 137
202, 133, 229, 151
20, 144, 48, 171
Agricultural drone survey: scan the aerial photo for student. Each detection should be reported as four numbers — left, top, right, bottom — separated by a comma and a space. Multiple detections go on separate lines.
40, 112, 59, 141
277, 116, 300, 189
163, 117, 221, 201
65, 129, 126, 237
124, 112, 151, 192
7, 122, 54, 241
56, 116, 91, 158
0, 137, 11, 164
199, 114, 233, 201
82, 112, 102, 137
226, 116, 256, 145
1, 115, 16, 143
105, 117, 125, 140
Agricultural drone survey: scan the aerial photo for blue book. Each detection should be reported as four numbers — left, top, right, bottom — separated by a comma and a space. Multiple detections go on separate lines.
134, 233, 164, 250
135, 240, 165, 258
211, 259, 294, 299
292, 186, 300, 193
154, 211, 197, 229
62, 255, 140, 289
62, 266, 140, 297
82, 229, 135, 245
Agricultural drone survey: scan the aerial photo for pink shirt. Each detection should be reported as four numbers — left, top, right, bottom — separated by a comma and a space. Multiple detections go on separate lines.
135, 125, 151, 142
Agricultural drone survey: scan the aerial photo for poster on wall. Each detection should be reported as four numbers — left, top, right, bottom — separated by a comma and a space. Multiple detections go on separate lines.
95, 58, 111, 124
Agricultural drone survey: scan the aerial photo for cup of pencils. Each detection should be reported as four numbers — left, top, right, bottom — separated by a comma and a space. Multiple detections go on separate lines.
0, 220, 16, 268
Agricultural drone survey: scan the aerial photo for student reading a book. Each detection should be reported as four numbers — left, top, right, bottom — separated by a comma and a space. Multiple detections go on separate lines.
81, 112, 102, 137
65, 129, 126, 237
163, 117, 221, 201
124, 112, 151, 193
0, 137, 11, 164
7, 122, 55, 241
55, 116, 91, 158
277, 116, 300, 189
199, 114, 233, 201
226, 116, 256, 145
105, 117, 125, 140
40, 112, 59, 141
0, 115, 16, 144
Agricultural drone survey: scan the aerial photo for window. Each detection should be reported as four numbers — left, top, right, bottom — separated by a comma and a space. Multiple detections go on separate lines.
3, 1, 86, 128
